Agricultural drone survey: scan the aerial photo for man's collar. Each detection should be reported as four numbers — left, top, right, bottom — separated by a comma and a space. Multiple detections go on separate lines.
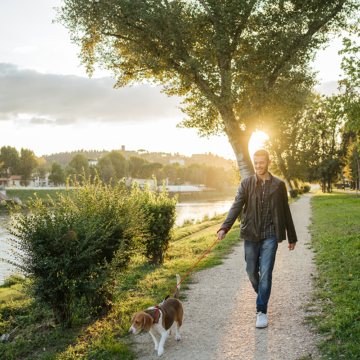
256, 172, 272, 184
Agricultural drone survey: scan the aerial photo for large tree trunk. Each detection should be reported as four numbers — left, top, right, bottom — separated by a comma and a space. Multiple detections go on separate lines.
230, 132, 254, 180
220, 108, 255, 180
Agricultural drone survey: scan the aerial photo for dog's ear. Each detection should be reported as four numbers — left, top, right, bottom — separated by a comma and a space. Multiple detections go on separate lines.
143, 313, 153, 332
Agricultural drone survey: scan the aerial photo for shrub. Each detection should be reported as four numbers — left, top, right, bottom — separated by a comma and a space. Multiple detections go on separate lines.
182, 218, 195, 227
202, 213, 210, 222
131, 182, 177, 264
0, 275, 25, 288
2, 177, 146, 327
289, 189, 298, 198
303, 185, 311, 193
297, 188, 304, 195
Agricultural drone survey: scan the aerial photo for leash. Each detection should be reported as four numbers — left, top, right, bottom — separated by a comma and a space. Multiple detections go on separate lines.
163, 236, 220, 301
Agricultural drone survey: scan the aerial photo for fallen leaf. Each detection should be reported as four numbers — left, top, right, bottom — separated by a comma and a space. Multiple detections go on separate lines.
349, 274, 353, 277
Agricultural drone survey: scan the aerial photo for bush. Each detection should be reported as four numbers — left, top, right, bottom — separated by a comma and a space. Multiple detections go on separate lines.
182, 218, 195, 227
0, 275, 25, 288
289, 189, 298, 198
131, 182, 177, 264
303, 185, 311, 193
2, 177, 146, 327
297, 188, 304, 195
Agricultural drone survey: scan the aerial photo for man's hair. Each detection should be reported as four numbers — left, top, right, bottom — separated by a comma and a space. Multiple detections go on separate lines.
253, 149, 270, 162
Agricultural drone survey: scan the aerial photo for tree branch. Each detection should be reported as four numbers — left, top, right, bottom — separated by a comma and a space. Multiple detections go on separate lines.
101, 32, 137, 42
197, 0, 219, 33
268, 1, 346, 88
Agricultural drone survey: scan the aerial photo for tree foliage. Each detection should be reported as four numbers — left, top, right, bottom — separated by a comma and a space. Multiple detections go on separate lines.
128, 155, 150, 177
69, 153, 90, 179
48, 161, 66, 186
56, 0, 358, 178
0, 146, 20, 179
18, 148, 38, 186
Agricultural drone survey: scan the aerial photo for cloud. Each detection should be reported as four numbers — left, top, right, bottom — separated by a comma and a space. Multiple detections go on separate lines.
0, 63, 183, 126
315, 81, 340, 96
13, 46, 37, 53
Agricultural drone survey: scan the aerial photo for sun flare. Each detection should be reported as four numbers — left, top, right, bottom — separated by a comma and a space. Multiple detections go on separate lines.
248, 131, 269, 159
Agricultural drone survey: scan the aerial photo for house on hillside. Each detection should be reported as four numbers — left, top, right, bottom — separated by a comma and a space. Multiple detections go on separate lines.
88, 158, 99, 166
6, 175, 37, 187
170, 159, 185, 166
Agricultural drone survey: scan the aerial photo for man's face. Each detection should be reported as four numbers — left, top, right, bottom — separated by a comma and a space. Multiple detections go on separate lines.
253, 156, 270, 176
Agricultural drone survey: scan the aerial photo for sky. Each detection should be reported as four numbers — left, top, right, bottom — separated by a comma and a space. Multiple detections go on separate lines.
0, 0, 352, 159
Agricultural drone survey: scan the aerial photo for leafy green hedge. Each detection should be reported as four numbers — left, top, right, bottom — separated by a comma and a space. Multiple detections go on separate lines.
1, 178, 176, 327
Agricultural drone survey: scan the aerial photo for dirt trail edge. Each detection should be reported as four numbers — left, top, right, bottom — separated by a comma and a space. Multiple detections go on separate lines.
133, 193, 321, 360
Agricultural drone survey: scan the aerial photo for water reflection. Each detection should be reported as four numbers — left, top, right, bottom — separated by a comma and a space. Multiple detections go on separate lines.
175, 197, 233, 227
0, 210, 16, 285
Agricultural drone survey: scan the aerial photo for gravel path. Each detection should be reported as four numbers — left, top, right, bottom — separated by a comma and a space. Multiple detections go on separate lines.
133, 193, 321, 359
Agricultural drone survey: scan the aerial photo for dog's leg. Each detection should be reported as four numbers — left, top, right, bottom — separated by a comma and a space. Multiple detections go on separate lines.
175, 321, 181, 341
149, 329, 159, 351
157, 329, 168, 357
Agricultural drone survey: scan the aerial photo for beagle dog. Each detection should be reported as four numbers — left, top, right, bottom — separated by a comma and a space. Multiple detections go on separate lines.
129, 274, 183, 356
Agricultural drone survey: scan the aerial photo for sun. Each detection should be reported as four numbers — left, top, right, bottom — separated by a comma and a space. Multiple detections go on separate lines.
248, 131, 269, 159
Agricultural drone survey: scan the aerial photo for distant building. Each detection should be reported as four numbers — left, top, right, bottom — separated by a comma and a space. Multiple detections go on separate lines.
6, 175, 37, 187
121, 145, 137, 159
170, 159, 185, 166
88, 158, 98, 166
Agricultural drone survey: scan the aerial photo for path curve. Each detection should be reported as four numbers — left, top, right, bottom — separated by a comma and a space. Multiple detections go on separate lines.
133, 193, 321, 359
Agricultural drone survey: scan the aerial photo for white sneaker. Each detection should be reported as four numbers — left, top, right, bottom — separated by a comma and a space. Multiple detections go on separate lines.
256, 312, 268, 328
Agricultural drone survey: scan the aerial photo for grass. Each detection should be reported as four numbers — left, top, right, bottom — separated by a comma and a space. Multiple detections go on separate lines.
5, 189, 70, 206
309, 190, 360, 359
0, 213, 241, 359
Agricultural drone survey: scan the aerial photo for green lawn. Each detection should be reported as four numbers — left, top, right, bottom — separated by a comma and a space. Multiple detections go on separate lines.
309, 191, 360, 359
6, 189, 70, 206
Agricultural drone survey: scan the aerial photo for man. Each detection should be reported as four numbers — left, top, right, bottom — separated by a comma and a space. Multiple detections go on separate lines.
217, 149, 297, 328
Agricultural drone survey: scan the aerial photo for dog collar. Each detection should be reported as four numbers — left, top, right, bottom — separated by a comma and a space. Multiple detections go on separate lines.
153, 306, 160, 324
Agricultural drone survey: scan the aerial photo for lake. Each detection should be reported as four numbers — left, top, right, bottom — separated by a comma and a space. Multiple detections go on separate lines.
0, 196, 235, 285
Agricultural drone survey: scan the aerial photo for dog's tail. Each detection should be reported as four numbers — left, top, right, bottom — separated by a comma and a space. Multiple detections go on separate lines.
173, 274, 181, 299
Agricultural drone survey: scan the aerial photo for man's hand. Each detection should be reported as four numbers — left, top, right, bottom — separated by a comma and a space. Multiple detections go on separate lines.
218, 230, 226, 240
288, 243, 296, 251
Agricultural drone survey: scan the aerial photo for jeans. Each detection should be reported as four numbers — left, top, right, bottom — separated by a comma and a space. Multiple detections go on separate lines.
244, 236, 278, 314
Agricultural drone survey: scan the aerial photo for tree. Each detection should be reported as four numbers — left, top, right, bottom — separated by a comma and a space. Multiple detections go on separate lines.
69, 154, 90, 178
336, 37, 360, 189
308, 96, 345, 192
36, 157, 49, 182
18, 148, 38, 187
107, 150, 128, 178
48, 161, 66, 186
0, 146, 20, 184
57, 0, 358, 179
264, 90, 319, 190
65, 165, 77, 181
128, 155, 150, 178
138, 162, 163, 179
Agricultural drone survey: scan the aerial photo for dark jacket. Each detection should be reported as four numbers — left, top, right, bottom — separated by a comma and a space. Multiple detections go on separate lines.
219, 174, 297, 244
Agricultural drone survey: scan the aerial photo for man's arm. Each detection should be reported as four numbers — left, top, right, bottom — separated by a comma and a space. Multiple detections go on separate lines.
281, 182, 297, 248
217, 181, 246, 239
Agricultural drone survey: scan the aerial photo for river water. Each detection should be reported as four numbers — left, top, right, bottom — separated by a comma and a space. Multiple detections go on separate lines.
0, 197, 235, 285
